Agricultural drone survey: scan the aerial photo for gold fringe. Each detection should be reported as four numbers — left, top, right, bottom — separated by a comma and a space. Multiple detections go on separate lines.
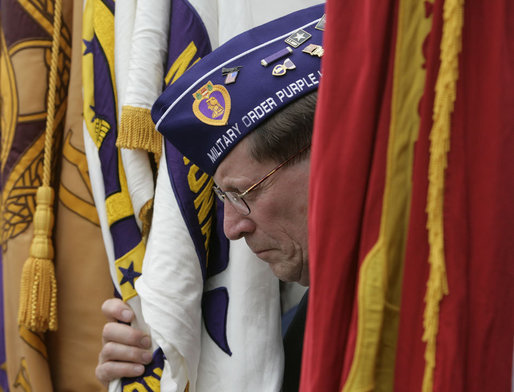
18, 0, 62, 333
117, 105, 162, 160
139, 198, 154, 244
423, 0, 464, 390
18, 186, 58, 332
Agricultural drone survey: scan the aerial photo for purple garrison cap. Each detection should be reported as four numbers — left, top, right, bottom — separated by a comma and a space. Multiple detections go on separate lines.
152, 4, 325, 176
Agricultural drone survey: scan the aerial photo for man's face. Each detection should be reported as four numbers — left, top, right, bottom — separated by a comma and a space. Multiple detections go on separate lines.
213, 138, 310, 286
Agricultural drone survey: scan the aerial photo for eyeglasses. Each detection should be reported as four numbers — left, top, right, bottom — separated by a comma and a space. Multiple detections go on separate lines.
213, 144, 310, 215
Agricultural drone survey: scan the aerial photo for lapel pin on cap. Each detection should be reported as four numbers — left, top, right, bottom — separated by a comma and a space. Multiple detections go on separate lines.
285, 29, 312, 48
222, 66, 242, 85
261, 47, 293, 67
272, 58, 296, 76
315, 14, 326, 31
302, 43, 324, 57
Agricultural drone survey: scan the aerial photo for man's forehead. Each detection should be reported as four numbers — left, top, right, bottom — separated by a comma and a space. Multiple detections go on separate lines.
213, 139, 253, 184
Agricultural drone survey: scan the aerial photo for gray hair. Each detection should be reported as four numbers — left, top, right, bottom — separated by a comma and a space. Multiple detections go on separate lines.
246, 91, 317, 164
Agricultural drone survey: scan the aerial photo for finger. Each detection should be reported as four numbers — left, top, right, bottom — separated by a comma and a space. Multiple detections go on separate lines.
102, 322, 152, 349
95, 361, 146, 386
100, 341, 153, 364
101, 298, 134, 323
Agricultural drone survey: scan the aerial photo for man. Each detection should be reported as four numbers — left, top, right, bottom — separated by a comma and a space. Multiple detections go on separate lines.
97, 5, 324, 390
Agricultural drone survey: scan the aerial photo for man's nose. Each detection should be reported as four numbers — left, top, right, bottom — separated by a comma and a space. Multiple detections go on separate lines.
222, 202, 254, 240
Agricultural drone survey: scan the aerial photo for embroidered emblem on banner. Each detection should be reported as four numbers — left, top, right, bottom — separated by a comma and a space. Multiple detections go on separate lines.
192, 81, 231, 126
285, 29, 311, 48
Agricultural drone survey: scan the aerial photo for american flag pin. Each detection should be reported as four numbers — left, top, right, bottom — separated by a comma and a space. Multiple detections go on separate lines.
222, 66, 242, 84
224, 70, 239, 84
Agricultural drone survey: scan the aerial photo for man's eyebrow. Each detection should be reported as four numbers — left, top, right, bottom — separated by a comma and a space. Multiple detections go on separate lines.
215, 177, 250, 193
222, 183, 243, 193
212, 179, 232, 191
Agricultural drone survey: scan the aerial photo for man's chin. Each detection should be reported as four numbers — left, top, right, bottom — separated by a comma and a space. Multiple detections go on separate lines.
254, 249, 279, 264
268, 263, 309, 286
254, 250, 271, 261
269, 265, 301, 284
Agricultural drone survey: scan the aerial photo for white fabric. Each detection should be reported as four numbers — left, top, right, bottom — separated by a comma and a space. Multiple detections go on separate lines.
114, 0, 136, 103
124, 0, 170, 109
136, 149, 202, 392
197, 239, 283, 391
115, 0, 160, 228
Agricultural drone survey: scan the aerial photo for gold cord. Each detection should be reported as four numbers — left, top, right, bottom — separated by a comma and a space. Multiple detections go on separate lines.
18, 0, 63, 332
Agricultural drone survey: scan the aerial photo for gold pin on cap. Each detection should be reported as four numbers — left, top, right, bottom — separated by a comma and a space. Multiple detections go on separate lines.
302, 44, 324, 57
272, 58, 296, 76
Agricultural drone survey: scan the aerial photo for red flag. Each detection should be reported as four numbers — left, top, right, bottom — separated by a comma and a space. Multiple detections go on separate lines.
302, 0, 514, 390
396, 1, 514, 391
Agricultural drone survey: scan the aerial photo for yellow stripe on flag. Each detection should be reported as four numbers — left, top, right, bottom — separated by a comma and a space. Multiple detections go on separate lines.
342, 0, 432, 390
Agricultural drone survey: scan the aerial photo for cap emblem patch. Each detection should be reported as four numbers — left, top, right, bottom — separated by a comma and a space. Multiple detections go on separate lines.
192, 81, 231, 126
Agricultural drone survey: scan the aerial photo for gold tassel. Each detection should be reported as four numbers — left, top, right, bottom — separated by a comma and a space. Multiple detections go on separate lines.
117, 105, 163, 161
18, 186, 58, 332
18, 0, 62, 333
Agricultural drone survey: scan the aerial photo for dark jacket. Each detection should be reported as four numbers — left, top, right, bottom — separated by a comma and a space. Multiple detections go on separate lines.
282, 290, 308, 392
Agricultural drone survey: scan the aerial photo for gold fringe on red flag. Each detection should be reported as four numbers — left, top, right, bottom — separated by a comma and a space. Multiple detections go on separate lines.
423, 0, 464, 390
